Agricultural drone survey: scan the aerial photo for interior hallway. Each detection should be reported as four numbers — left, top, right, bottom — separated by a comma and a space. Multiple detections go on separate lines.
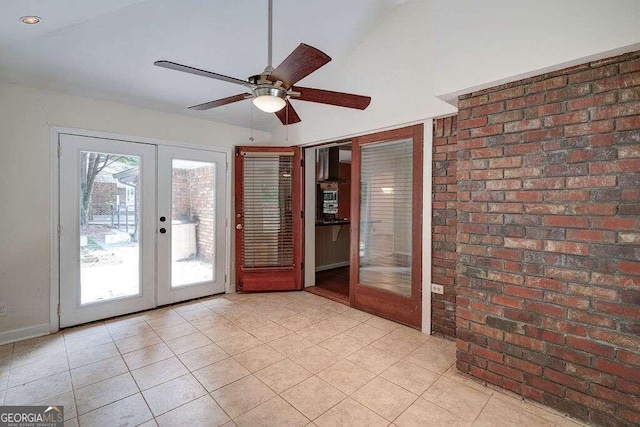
0, 292, 587, 426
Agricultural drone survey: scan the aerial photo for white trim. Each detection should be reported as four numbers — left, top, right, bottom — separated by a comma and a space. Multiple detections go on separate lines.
315, 261, 350, 273
50, 129, 60, 333
49, 126, 233, 333
0, 323, 51, 346
422, 119, 433, 335
436, 43, 640, 106
303, 147, 317, 288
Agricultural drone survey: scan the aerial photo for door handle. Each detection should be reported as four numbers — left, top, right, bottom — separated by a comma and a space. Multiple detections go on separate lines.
159, 228, 167, 234
236, 224, 243, 230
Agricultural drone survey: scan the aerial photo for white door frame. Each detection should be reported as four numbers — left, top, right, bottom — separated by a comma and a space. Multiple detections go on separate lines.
300, 119, 433, 334
50, 126, 232, 333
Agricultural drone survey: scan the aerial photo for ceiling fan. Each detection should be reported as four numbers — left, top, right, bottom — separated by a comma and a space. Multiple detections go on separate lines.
154, 0, 371, 125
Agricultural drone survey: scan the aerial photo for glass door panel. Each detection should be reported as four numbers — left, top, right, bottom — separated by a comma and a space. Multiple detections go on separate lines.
79, 151, 142, 304
171, 159, 216, 288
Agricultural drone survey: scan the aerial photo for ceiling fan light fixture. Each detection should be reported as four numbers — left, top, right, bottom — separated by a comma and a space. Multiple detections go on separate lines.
20, 16, 41, 25
252, 86, 287, 113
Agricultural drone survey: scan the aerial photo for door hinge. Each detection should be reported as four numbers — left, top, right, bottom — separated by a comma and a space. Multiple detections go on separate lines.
301, 210, 304, 219
301, 261, 304, 270
237, 281, 243, 291
301, 158, 305, 167
224, 274, 227, 283
57, 304, 60, 316
57, 145, 61, 158
226, 161, 229, 171
57, 224, 61, 238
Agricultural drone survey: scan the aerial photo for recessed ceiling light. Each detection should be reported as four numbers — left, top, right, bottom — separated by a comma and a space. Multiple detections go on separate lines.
20, 16, 41, 25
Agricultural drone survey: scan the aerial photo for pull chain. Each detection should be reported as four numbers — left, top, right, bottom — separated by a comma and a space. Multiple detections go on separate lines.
249, 104, 255, 142
286, 103, 289, 142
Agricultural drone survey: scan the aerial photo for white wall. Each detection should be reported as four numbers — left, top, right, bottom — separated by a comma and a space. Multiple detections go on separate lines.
434, 0, 640, 102
0, 81, 271, 342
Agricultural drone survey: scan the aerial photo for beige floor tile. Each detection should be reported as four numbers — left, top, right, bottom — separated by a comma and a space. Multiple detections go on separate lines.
65, 330, 113, 353
341, 307, 374, 322
138, 419, 159, 427
394, 398, 472, 427
164, 331, 212, 355
262, 307, 299, 322
298, 307, 336, 322
34, 390, 77, 420
142, 307, 178, 321
131, 357, 188, 390
381, 360, 439, 395
189, 314, 226, 331
201, 297, 238, 311
12, 335, 65, 360
268, 334, 314, 356
251, 323, 292, 342
75, 372, 139, 414
405, 339, 455, 374
67, 341, 119, 369
474, 395, 555, 427
289, 346, 341, 374
314, 397, 388, 427
193, 358, 250, 392
79, 393, 152, 427
216, 331, 263, 355
324, 314, 361, 331
319, 333, 367, 357
316, 359, 376, 395
352, 376, 418, 421
276, 314, 317, 331
115, 331, 163, 354
177, 305, 216, 321
146, 313, 185, 329
155, 322, 198, 341
156, 394, 230, 427
234, 345, 285, 372
142, 373, 207, 416
370, 332, 424, 358
63, 323, 108, 340
178, 343, 229, 371
343, 323, 390, 344
7, 355, 69, 388
108, 321, 154, 341
282, 376, 346, 420
201, 321, 245, 342
346, 346, 399, 375
422, 376, 490, 421
255, 359, 313, 394
235, 396, 309, 427
64, 417, 78, 427
296, 323, 341, 344
123, 343, 174, 371
232, 314, 275, 333
211, 375, 276, 418
365, 316, 401, 332
4, 370, 72, 405
70, 355, 128, 388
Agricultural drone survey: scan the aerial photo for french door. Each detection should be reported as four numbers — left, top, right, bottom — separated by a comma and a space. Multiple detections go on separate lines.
59, 134, 227, 327
235, 146, 303, 291
350, 125, 423, 328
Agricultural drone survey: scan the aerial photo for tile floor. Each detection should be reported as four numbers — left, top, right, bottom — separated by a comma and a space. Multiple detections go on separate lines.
0, 291, 588, 426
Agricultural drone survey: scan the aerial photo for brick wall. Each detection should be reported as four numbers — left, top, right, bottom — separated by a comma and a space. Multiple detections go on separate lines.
454, 51, 640, 426
432, 116, 458, 337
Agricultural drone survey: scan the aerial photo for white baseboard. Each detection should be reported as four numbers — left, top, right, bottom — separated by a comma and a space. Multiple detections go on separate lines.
0, 323, 51, 345
315, 261, 350, 272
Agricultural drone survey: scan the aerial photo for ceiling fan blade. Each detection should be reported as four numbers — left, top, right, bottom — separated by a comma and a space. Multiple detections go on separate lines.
188, 93, 252, 111
275, 100, 301, 125
268, 44, 331, 89
155, 60, 254, 89
292, 86, 371, 110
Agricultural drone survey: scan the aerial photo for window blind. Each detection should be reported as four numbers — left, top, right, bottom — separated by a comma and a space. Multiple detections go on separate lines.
358, 138, 413, 296
242, 154, 294, 269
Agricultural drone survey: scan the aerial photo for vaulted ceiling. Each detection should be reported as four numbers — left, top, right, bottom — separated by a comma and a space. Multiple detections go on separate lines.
0, 0, 406, 130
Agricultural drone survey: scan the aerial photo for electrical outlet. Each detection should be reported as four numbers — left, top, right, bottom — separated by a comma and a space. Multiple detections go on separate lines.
0, 302, 6, 316
431, 284, 444, 295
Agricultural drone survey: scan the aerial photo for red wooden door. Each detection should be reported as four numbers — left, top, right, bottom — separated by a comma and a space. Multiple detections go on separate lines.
235, 146, 303, 291
350, 125, 423, 328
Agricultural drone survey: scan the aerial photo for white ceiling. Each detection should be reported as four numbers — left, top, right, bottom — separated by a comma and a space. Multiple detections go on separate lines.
0, 0, 406, 131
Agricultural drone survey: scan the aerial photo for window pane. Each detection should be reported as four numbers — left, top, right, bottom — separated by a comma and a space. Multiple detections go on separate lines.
242, 155, 294, 268
358, 139, 413, 296
171, 159, 216, 287
80, 151, 141, 304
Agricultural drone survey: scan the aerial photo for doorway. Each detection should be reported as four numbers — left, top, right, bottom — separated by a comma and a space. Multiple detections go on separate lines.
303, 124, 424, 328
58, 133, 228, 328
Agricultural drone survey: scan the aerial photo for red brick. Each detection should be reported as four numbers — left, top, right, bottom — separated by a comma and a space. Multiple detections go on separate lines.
566, 390, 616, 415
504, 285, 543, 300
527, 76, 568, 93
522, 128, 563, 142
459, 116, 488, 130
592, 300, 640, 320
488, 361, 524, 382
566, 92, 618, 110
470, 124, 504, 137
523, 177, 564, 190
564, 120, 613, 137
525, 375, 565, 397
504, 119, 542, 133
488, 86, 525, 102
524, 277, 565, 292
543, 111, 589, 127
591, 217, 639, 230
594, 359, 640, 383
566, 176, 616, 188
543, 240, 588, 255
591, 103, 640, 120
566, 336, 615, 358
566, 229, 615, 243
526, 301, 566, 319
543, 369, 587, 392
488, 156, 522, 168
472, 102, 504, 117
